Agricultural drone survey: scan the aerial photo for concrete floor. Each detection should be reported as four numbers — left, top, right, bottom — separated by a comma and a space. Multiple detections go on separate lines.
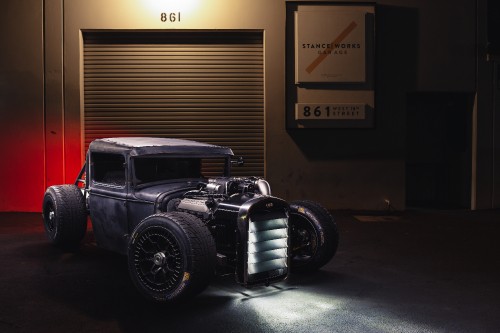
0, 210, 499, 333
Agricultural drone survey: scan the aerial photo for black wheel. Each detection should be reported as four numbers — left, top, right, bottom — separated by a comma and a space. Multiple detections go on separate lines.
42, 185, 88, 249
128, 212, 216, 302
289, 200, 339, 273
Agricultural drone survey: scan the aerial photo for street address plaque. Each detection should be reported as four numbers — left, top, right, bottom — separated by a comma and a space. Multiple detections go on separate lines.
295, 103, 366, 120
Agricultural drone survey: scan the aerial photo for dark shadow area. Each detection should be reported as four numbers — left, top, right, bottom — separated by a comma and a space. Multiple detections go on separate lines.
406, 92, 474, 209
487, 0, 500, 55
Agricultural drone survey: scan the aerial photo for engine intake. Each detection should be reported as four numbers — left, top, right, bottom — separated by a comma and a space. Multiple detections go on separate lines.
203, 177, 271, 196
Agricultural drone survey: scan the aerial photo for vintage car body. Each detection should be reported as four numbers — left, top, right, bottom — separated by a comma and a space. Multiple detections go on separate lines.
42, 137, 338, 301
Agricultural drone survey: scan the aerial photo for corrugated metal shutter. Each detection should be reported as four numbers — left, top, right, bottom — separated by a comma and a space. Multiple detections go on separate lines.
83, 31, 264, 177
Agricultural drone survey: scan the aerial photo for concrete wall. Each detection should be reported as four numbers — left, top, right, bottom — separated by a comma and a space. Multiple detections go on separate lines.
0, 0, 45, 211
0, 0, 496, 212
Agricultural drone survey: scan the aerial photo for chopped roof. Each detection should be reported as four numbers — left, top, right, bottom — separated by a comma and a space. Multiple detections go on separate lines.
88, 137, 234, 156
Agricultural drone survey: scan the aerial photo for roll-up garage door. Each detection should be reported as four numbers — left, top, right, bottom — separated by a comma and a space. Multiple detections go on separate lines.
83, 31, 264, 177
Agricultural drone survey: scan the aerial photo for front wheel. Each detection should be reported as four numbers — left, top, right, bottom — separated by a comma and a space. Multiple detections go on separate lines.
289, 200, 339, 273
128, 212, 216, 302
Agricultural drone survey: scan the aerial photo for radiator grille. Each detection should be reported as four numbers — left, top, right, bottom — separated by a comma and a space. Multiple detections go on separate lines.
247, 217, 288, 278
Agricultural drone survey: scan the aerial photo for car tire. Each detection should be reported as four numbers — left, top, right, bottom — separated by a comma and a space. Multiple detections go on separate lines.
128, 212, 216, 302
42, 185, 88, 249
289, 200, 339, 273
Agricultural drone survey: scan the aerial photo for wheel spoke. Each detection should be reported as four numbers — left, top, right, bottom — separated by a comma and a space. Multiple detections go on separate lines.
44, 203, 56, 232
152, 266, 162, 275
133, 225, 184, 292
290, 215, 318, 262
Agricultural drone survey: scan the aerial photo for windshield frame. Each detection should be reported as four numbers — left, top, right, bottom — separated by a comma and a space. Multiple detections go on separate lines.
130, 154, 232, 189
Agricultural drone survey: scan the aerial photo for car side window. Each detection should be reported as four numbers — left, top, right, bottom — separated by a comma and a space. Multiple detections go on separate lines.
91, 153, 126, 187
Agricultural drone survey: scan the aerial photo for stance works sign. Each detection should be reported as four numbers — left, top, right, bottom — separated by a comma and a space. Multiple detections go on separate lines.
295, 11, 366, 83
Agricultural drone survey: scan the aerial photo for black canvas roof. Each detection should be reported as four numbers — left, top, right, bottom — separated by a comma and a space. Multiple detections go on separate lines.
88, 137, 234, 157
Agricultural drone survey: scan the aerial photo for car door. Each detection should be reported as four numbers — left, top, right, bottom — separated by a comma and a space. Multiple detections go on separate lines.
88, 152, 129, 254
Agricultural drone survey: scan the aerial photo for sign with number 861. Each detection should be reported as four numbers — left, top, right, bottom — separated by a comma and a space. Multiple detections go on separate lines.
295, 103, 366, 120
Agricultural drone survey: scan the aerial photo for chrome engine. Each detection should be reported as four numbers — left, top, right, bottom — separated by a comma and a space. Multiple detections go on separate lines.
177, 177, 272, 218
175, 177, 289, 287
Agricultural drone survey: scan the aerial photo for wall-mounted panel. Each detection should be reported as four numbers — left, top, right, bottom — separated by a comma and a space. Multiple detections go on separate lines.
287, 4, 375, 129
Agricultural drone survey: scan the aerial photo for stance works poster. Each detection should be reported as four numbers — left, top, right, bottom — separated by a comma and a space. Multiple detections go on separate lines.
295, 10, 366, 83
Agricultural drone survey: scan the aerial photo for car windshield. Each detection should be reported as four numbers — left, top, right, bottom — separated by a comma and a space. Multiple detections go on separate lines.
133, 156, 227, 186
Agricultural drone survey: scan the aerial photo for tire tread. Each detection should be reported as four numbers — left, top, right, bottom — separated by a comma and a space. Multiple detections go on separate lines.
42, 185, 87, 249
128, 212, 216, 301
289, 200, 339, 272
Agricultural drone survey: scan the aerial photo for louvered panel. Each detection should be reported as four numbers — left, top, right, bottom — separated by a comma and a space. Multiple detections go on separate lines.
83, 31, 264, 177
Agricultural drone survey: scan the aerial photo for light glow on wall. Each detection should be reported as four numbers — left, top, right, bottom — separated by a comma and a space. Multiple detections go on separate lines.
142, 0, 201, 14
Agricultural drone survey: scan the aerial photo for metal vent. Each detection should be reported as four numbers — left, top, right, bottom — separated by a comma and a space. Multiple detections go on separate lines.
247, 216, 288, 282
83, 31, 264, 177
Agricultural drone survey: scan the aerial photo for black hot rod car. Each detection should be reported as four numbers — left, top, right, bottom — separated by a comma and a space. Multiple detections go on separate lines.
42, 137, 338, 302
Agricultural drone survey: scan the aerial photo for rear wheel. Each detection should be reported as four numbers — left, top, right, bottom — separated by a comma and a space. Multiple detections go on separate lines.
289, 200, 339, 272
42, 185, 87, 249
128, 212, 216, 302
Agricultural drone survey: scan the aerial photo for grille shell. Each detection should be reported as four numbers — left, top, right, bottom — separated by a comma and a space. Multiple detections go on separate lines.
233, 196, 289, 286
